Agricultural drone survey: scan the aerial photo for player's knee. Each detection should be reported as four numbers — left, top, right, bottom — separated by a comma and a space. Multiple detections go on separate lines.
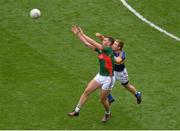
100, 99, 104, 104
100, 97, 106, 104
122, 81, 129, 88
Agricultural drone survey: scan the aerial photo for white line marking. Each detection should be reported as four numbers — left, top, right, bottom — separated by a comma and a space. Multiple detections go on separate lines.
120, 0, 180, 41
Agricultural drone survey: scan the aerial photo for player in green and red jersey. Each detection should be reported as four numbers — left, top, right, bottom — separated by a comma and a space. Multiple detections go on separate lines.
68, 26, 115, 122
96, 33, 142, 104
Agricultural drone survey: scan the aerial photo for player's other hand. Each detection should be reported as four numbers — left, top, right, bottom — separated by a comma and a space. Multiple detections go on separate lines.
95, 32, 101, 37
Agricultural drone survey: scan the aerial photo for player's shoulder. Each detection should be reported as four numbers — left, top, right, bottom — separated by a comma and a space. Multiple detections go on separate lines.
121, 50, 126, 55
120, 50, 126, 59
121, 50, 125, 53
103, 46, 113, 53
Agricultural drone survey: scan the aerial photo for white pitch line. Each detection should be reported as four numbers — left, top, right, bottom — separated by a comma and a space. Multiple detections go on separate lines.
120, 0, 180, 41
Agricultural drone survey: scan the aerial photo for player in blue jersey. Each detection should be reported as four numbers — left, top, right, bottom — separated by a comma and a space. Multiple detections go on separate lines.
96, 33, 142, 104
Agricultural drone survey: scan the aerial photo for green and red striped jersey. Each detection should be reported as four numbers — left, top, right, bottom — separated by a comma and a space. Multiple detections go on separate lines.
95, 47, 115, 76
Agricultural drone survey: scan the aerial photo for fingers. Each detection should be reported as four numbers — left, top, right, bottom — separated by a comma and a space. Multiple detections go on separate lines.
71, 25, 84, 35
71, 25, 79, 34
78, 27, 83, 33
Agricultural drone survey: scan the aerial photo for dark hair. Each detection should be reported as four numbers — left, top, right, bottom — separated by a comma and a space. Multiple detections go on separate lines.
105, 36, 114, 46
116, 39, 124, 50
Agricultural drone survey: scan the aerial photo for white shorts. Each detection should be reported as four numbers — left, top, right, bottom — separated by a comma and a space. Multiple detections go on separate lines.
114, 68, 129, 85
94, 73, 115, 90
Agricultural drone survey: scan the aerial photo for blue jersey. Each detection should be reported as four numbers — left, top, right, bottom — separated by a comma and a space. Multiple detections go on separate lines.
114, 50, 125, 72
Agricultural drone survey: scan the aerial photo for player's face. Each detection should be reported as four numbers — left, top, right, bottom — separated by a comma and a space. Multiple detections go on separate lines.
102, 38, 111, 47
112, 41, 120, 51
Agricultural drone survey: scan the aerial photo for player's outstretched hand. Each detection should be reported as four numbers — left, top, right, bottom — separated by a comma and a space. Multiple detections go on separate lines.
78, 26, 84, 34
71, 25, 80, 34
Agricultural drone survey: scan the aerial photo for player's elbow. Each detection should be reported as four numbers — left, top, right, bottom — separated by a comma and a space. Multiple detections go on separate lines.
97, 45, 103, 50
115, 58, 123, 64
116, 60, 122, 64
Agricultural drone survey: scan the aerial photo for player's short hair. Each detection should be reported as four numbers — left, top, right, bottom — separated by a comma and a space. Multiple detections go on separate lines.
105, 36, 115, 46
116, 39, 124, 50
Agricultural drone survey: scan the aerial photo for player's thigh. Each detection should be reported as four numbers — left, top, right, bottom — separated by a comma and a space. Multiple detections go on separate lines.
101, 76, 115, 90
84, 79, 101, 94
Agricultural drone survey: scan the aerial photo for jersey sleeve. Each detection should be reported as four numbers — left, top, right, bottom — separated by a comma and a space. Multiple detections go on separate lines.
121, 51, 125, 60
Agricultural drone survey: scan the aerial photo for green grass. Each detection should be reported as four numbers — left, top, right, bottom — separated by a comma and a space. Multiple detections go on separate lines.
0, 0, 180, 129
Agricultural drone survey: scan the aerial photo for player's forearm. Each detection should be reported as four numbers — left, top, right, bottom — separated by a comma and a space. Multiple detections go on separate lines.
81, 33, 103, 50
77, 33, 95, 49
115, 57, 123, 64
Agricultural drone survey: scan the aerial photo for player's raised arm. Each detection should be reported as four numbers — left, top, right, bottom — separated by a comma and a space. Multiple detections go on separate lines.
78, 27, 103, 50
71, 26, 95, 50
95, 32, 105, 41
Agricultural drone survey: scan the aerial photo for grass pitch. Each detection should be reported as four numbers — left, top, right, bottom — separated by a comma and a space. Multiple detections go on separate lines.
0, 0, 180, 129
